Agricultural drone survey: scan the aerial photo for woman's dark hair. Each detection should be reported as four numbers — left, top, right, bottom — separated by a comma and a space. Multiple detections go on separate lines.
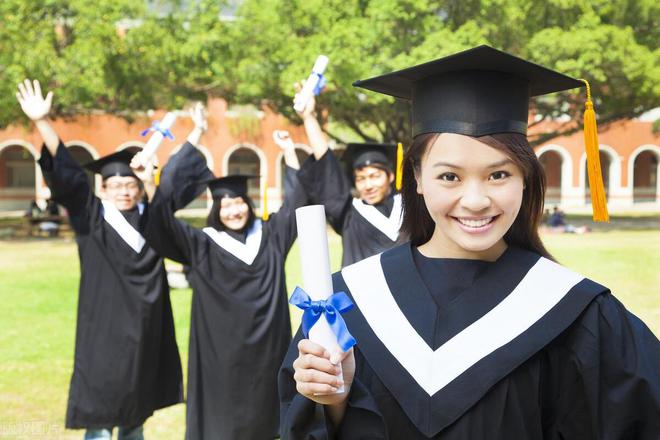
206, 195, 256, 231
400, 132, 553, 259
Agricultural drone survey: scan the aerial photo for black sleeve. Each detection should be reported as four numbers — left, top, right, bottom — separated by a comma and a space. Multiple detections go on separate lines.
297, 151, 352, 234
37, 141, 95, 234
554, 293, 660, 440
278, 329, 386, 439
266, 166, 309, 256
143, 142, 214, 265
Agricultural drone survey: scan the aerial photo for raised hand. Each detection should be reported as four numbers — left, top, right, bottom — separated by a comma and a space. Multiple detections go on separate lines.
294, 80, 316, 120
273, 130, 295, 151
190, 102, 208, 133
130, 152, 156, 184
16, 79, 53, 121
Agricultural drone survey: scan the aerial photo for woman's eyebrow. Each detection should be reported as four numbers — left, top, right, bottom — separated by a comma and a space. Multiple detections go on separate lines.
432, 159, 514, 169
432, 161, 460, 169
486, 159, 515, 168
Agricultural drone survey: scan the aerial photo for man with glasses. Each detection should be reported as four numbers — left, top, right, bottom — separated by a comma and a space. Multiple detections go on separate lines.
16, 79, 184, 440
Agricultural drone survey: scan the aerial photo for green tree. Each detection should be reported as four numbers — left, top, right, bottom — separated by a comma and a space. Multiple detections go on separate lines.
227, 0, 659, 144
1, 0, 657, 145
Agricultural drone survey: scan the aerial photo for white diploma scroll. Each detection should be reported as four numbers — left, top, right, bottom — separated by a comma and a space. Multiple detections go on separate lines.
293, 55, 329, 113
141, 112, 177, 161
295, 204, 345, 393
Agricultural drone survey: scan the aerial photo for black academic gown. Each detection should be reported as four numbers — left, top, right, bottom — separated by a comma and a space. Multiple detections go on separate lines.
38, 143, 183, 429
297, 151, 405, 266
145, 142, 306, 440
279, 243, 660, 439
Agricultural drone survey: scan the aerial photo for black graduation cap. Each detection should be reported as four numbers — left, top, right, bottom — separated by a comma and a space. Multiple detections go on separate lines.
207, 175, 256, 200
343, 142, 398, 171
83, 150, 137, 180
353, 45, 584, 138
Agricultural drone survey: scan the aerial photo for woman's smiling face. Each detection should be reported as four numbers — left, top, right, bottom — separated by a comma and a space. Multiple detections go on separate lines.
415, 133, 525, 259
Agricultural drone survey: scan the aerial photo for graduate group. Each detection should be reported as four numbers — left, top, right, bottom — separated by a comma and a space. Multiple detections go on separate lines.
14, 46, 659, 440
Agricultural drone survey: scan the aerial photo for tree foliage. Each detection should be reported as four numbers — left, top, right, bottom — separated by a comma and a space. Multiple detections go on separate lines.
1, 0, 657, 144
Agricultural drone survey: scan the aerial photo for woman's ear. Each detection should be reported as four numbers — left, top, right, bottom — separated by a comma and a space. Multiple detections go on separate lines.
414, 164, 423, 195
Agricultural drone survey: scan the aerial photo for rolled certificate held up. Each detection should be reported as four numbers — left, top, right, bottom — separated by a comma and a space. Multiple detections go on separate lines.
140, 112, 177, 162
293, 55, 329, 113
291, 205, 356, 394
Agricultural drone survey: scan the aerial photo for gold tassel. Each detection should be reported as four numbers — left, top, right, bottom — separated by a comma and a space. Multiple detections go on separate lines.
261, 179, 269, 221
153, 168, 161, 187
579, 79, 609, 222
395, 142, 403, 191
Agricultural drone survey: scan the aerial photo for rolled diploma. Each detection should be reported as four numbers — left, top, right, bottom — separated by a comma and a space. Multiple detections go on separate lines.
295, 204, 345, 393
293, 55, 329, 112
141, 112, 177, 161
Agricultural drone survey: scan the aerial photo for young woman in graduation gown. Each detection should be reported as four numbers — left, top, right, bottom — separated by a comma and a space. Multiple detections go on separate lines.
136, 107, 308, 440
278, 47, 660, 439
294, 93, 405, 266
16, 80, 183, 439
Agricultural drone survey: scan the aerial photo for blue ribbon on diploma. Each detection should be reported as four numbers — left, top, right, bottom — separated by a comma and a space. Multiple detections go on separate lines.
313, 73, 326, 96
140, 121, 175, 140
290, 287, 357, 352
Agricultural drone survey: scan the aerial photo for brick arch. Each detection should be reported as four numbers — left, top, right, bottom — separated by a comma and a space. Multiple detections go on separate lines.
579, 144, 622, 202
536, 144, 573, 204
223, 143, 267, 211
628, 144, 660, 203
64, 140, 100, 159
0, 139, 41, 211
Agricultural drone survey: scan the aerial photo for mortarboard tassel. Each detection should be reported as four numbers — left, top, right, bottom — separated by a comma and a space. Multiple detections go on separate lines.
153, 168, 161, 187
395, 142, 403, 191
579, 79, 609, 222
262, 180, 269, 221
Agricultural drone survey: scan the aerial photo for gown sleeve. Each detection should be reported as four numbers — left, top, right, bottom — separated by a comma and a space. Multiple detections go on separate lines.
296, 151, 352, 234
552, 292, 660, 440
278, 329, 387, 440
143, 142, 214, 265
37, 141, 95, 234
266, 165, 309, 256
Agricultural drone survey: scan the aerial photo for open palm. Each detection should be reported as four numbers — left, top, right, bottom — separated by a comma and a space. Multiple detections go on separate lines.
190, 102, 207, 132
16, 79, 53, 121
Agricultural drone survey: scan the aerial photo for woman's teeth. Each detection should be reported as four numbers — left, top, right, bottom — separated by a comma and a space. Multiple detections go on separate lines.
457, 217, 494, 228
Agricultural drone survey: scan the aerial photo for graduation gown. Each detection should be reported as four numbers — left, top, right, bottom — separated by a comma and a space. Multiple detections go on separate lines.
297, 151, 404, 266
279, 243, 660, 439
38, 143, 183, 429
145, 142, 305, 440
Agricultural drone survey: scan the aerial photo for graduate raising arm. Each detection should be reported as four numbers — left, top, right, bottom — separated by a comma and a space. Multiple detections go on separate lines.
137, 101, 308, 439
16, 79, 184, 436
273, 129, 301, 170
293, 82, 404, 267
16, 79, 57, 153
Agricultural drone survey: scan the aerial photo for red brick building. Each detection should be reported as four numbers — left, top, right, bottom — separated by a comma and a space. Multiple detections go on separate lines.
0, 99, 658, 214
0, 97, 312, 213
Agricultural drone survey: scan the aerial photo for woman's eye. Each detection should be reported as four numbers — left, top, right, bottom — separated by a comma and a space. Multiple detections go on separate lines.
438, 173, 459, 182
489, 171, 511, 180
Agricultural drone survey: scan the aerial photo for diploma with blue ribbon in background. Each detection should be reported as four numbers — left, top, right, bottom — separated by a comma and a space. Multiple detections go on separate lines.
290, 205, 356, 393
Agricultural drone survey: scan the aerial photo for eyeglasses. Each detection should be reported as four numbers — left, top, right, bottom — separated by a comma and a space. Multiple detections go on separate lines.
105, 182, 140, 191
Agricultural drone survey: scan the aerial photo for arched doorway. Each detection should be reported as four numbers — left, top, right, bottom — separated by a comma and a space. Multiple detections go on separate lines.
227, 146, 262, 210
0, 144, 36, 211
538, 150, 562, 205
68, 145, 96, 188
632, 150, 659, 203
584, 151, 611, 204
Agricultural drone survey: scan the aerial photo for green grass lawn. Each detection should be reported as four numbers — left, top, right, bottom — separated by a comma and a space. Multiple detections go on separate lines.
0, 230, 658, 439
